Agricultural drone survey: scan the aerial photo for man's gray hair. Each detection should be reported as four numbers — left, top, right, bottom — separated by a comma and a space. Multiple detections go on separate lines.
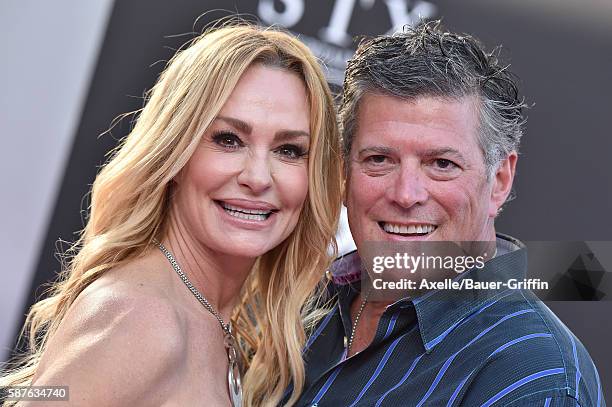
340, 20, 527, 179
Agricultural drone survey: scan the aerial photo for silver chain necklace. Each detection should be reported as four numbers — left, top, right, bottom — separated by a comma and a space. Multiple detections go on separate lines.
155, 240, 243, 407
346, 288, 370, 355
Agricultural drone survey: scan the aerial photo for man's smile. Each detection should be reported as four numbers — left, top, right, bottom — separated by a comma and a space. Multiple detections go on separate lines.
378, 221, 437, 236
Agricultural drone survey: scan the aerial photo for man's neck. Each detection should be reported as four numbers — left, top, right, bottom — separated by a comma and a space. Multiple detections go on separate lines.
348, 235, 504, 355
367, 299, 394, 319
348, 292, 394, 356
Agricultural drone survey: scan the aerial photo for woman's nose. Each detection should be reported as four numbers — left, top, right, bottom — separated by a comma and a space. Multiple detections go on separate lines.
236, 152, 273, 194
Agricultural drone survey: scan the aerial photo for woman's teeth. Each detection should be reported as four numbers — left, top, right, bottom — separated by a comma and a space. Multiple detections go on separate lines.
221, 202, 272, 221
381, 223, 436, 235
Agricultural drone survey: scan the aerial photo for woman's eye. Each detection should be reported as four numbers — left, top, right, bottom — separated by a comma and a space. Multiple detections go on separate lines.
276, 144, 307, 159
212, 132, 243, 149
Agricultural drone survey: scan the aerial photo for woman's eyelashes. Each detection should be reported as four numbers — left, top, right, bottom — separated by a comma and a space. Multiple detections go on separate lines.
211, 131, 308, 160
212, 131, 243, 149
274, 144, 308, 160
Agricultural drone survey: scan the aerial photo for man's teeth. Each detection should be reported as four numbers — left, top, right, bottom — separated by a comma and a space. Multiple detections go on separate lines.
382, 223, 436, 235
221, 203, 272, 221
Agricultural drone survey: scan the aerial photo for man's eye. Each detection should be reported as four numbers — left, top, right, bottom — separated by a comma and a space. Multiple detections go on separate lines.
276, 144, 307, 160
434, 158, 457, 170
365, 155, 389, 164
212, 132, 243, 149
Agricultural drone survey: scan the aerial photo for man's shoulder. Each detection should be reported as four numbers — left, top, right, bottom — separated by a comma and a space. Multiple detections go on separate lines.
458, 290, 603, 406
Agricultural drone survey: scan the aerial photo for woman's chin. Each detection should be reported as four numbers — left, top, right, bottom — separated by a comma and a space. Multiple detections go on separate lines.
215, 240, 278, 259
207, 226, 293, 259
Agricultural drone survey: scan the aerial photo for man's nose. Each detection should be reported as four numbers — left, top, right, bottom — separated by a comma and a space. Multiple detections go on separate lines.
389, 164, 429, 208
237, 151, 273, 194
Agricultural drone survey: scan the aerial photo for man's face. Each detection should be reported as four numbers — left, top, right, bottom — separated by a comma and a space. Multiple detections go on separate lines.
345, 93, 515, 249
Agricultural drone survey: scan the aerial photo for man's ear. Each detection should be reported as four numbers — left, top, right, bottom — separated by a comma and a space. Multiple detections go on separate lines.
341, 161, 348, 206
489, 151, 518, 217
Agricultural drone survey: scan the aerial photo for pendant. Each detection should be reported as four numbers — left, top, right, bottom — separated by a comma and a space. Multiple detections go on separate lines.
224, 329, 243, 407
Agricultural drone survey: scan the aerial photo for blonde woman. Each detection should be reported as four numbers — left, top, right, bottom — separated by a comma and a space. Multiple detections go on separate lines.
0, 24, 342, 406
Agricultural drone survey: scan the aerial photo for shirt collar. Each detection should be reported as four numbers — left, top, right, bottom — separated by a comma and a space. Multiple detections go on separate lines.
329, 234, 527, 353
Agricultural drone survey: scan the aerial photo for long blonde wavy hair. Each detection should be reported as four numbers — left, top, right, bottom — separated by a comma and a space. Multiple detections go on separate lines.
0, 23, 342, 406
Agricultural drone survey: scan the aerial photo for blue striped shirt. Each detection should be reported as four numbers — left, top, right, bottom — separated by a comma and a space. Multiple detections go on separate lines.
290, 235, 605, 406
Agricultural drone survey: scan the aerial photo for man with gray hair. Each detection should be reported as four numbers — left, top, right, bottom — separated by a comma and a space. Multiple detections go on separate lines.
290, 21, 604, 406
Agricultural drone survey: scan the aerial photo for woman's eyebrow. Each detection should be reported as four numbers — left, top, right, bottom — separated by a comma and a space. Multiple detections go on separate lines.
274, 130, 310, 143
216, 115, 309, 141
215, 115, 252, 133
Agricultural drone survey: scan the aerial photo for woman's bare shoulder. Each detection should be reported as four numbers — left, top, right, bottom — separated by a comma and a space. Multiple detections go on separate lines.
32, 253, 186, 406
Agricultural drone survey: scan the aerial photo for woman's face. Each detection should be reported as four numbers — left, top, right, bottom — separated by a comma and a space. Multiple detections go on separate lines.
173, 64, 311, 259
